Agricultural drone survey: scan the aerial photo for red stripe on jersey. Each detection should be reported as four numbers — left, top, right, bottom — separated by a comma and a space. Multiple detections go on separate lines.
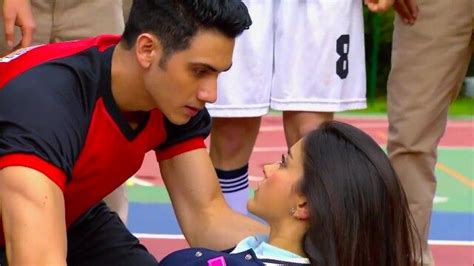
63, 100, 167, 225
0, 35, 121, 88
155, 137, 207, 161
0, 153, 67, 190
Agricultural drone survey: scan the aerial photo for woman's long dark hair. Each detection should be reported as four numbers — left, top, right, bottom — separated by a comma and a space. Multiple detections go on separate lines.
299, 121, 421, 266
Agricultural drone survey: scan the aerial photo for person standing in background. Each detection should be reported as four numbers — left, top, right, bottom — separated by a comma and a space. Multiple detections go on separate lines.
207, 0, 367, 214
366, 0, 473, 265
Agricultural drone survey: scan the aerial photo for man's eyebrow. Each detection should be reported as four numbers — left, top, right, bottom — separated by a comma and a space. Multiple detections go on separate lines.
191, 62, 232, 72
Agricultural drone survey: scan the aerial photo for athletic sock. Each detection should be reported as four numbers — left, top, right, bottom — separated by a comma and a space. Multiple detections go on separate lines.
216, 164, 249, 215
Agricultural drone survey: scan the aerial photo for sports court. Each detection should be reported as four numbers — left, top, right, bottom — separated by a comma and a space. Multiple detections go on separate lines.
127, 115, 474, 266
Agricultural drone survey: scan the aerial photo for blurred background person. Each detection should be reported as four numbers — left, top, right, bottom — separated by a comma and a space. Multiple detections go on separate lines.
207, 0, 367, 214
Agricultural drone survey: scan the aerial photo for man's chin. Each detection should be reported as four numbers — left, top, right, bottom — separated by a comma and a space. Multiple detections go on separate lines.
166, 114, 190, 125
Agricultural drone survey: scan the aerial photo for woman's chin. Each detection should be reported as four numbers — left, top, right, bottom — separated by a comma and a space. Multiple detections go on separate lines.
246, 200, 256, 215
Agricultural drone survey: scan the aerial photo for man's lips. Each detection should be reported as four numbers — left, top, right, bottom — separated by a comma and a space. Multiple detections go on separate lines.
185, 106, 200, 116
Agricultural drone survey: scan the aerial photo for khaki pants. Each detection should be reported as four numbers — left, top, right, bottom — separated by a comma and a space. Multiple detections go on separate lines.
0, 0, 129, 224
123, 0, 132, 23
0, 0, 124, 52
387, 0, 473, 265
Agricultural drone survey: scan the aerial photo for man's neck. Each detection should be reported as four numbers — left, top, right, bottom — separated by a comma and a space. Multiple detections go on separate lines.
110, 44, 153, 113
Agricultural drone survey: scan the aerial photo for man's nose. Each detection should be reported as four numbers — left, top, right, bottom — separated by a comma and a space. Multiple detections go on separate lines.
197, 79, 217, 103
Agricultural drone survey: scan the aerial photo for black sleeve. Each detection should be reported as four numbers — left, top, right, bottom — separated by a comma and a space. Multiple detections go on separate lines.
155, 108, 211, 151
0, 64, 90, 183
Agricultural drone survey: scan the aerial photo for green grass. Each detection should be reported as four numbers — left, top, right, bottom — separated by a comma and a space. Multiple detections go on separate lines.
448, 98, 474, 117
342, 97, 474, 118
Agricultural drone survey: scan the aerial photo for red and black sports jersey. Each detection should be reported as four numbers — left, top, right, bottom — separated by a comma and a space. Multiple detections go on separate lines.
0, 35, 210, 244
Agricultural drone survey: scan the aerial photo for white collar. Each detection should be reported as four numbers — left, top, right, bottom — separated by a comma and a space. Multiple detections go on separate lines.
231, 235, 310, 264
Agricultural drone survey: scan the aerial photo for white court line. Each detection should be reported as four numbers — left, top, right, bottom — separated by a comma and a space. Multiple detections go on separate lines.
438, 147, 474, 151
252, 146, 474, 152
428, 240, 474, 246
127, 176, 154, 187
249, 175, 263, 182
133, 233, 474, 246
260, 122, 473, 132
253, 147, 287, 152
433, 196, 449, 204
259, 126, 283, 132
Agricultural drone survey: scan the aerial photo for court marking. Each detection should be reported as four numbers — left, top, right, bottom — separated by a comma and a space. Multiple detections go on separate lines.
252, 146, 474, 152
436, 163, 474, 189
372, 130, 473, 189
127, 176, 153, 187
375, 131, 388, 141
259, 122, 474, 132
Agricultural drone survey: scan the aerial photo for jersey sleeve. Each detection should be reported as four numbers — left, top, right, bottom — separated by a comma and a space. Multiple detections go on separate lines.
155, 108, 211, 161
0, 64, 89, 190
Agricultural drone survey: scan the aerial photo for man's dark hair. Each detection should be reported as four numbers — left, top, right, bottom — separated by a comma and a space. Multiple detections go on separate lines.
121, 0, 251, 65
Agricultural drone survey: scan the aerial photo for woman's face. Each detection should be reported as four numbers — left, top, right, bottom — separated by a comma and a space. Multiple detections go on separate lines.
247, 139, 305, 222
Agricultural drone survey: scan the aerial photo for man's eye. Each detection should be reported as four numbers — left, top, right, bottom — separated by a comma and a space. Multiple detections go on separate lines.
194, 69, 207, 77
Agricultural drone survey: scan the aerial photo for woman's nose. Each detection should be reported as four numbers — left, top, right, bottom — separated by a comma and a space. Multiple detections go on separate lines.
263, 163, 277, 177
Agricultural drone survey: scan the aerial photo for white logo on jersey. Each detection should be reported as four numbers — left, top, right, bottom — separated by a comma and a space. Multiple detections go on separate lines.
0, 44, 45, 63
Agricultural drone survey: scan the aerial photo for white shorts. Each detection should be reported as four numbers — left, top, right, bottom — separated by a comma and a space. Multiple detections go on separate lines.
207, 0, 367, 117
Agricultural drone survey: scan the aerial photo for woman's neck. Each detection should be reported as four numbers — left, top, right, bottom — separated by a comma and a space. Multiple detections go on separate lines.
267, 220, 307, 257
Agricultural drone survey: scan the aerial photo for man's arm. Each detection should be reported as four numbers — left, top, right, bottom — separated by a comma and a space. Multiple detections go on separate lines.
2, 0, 36, 50
0, 166, 66, 265
159, 148, 268, 250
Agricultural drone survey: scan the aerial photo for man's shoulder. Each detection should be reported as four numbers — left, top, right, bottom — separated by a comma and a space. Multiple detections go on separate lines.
0, 35, 120, 89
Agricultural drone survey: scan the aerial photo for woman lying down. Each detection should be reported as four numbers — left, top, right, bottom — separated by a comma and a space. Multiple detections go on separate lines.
160, 121, 421, 266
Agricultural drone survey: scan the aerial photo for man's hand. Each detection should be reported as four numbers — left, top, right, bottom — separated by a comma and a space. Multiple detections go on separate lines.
365, 0, 419, 25
2, 0, 36, 49
364, 0, 395, 12
393, 0, 419, 25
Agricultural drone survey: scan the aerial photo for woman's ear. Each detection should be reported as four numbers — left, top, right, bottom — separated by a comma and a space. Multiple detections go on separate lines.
294, 199, 309, 220
135, 33, 162, 69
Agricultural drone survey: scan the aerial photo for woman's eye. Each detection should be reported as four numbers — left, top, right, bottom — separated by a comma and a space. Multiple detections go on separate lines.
279, 154, 287, 168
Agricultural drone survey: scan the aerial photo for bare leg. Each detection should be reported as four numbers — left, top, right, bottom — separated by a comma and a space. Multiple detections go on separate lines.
210, 117, 261, 214
282, 111, 334, 147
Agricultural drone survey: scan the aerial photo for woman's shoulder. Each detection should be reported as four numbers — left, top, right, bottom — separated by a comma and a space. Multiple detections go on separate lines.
158, 247, 263, 265
159, 237, 311, 266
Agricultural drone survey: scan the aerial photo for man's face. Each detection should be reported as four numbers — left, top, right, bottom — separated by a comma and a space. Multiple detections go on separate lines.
144, 30, 234, 125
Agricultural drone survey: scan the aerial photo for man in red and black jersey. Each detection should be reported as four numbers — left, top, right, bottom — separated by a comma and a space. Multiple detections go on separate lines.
0, 0, 266, 265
